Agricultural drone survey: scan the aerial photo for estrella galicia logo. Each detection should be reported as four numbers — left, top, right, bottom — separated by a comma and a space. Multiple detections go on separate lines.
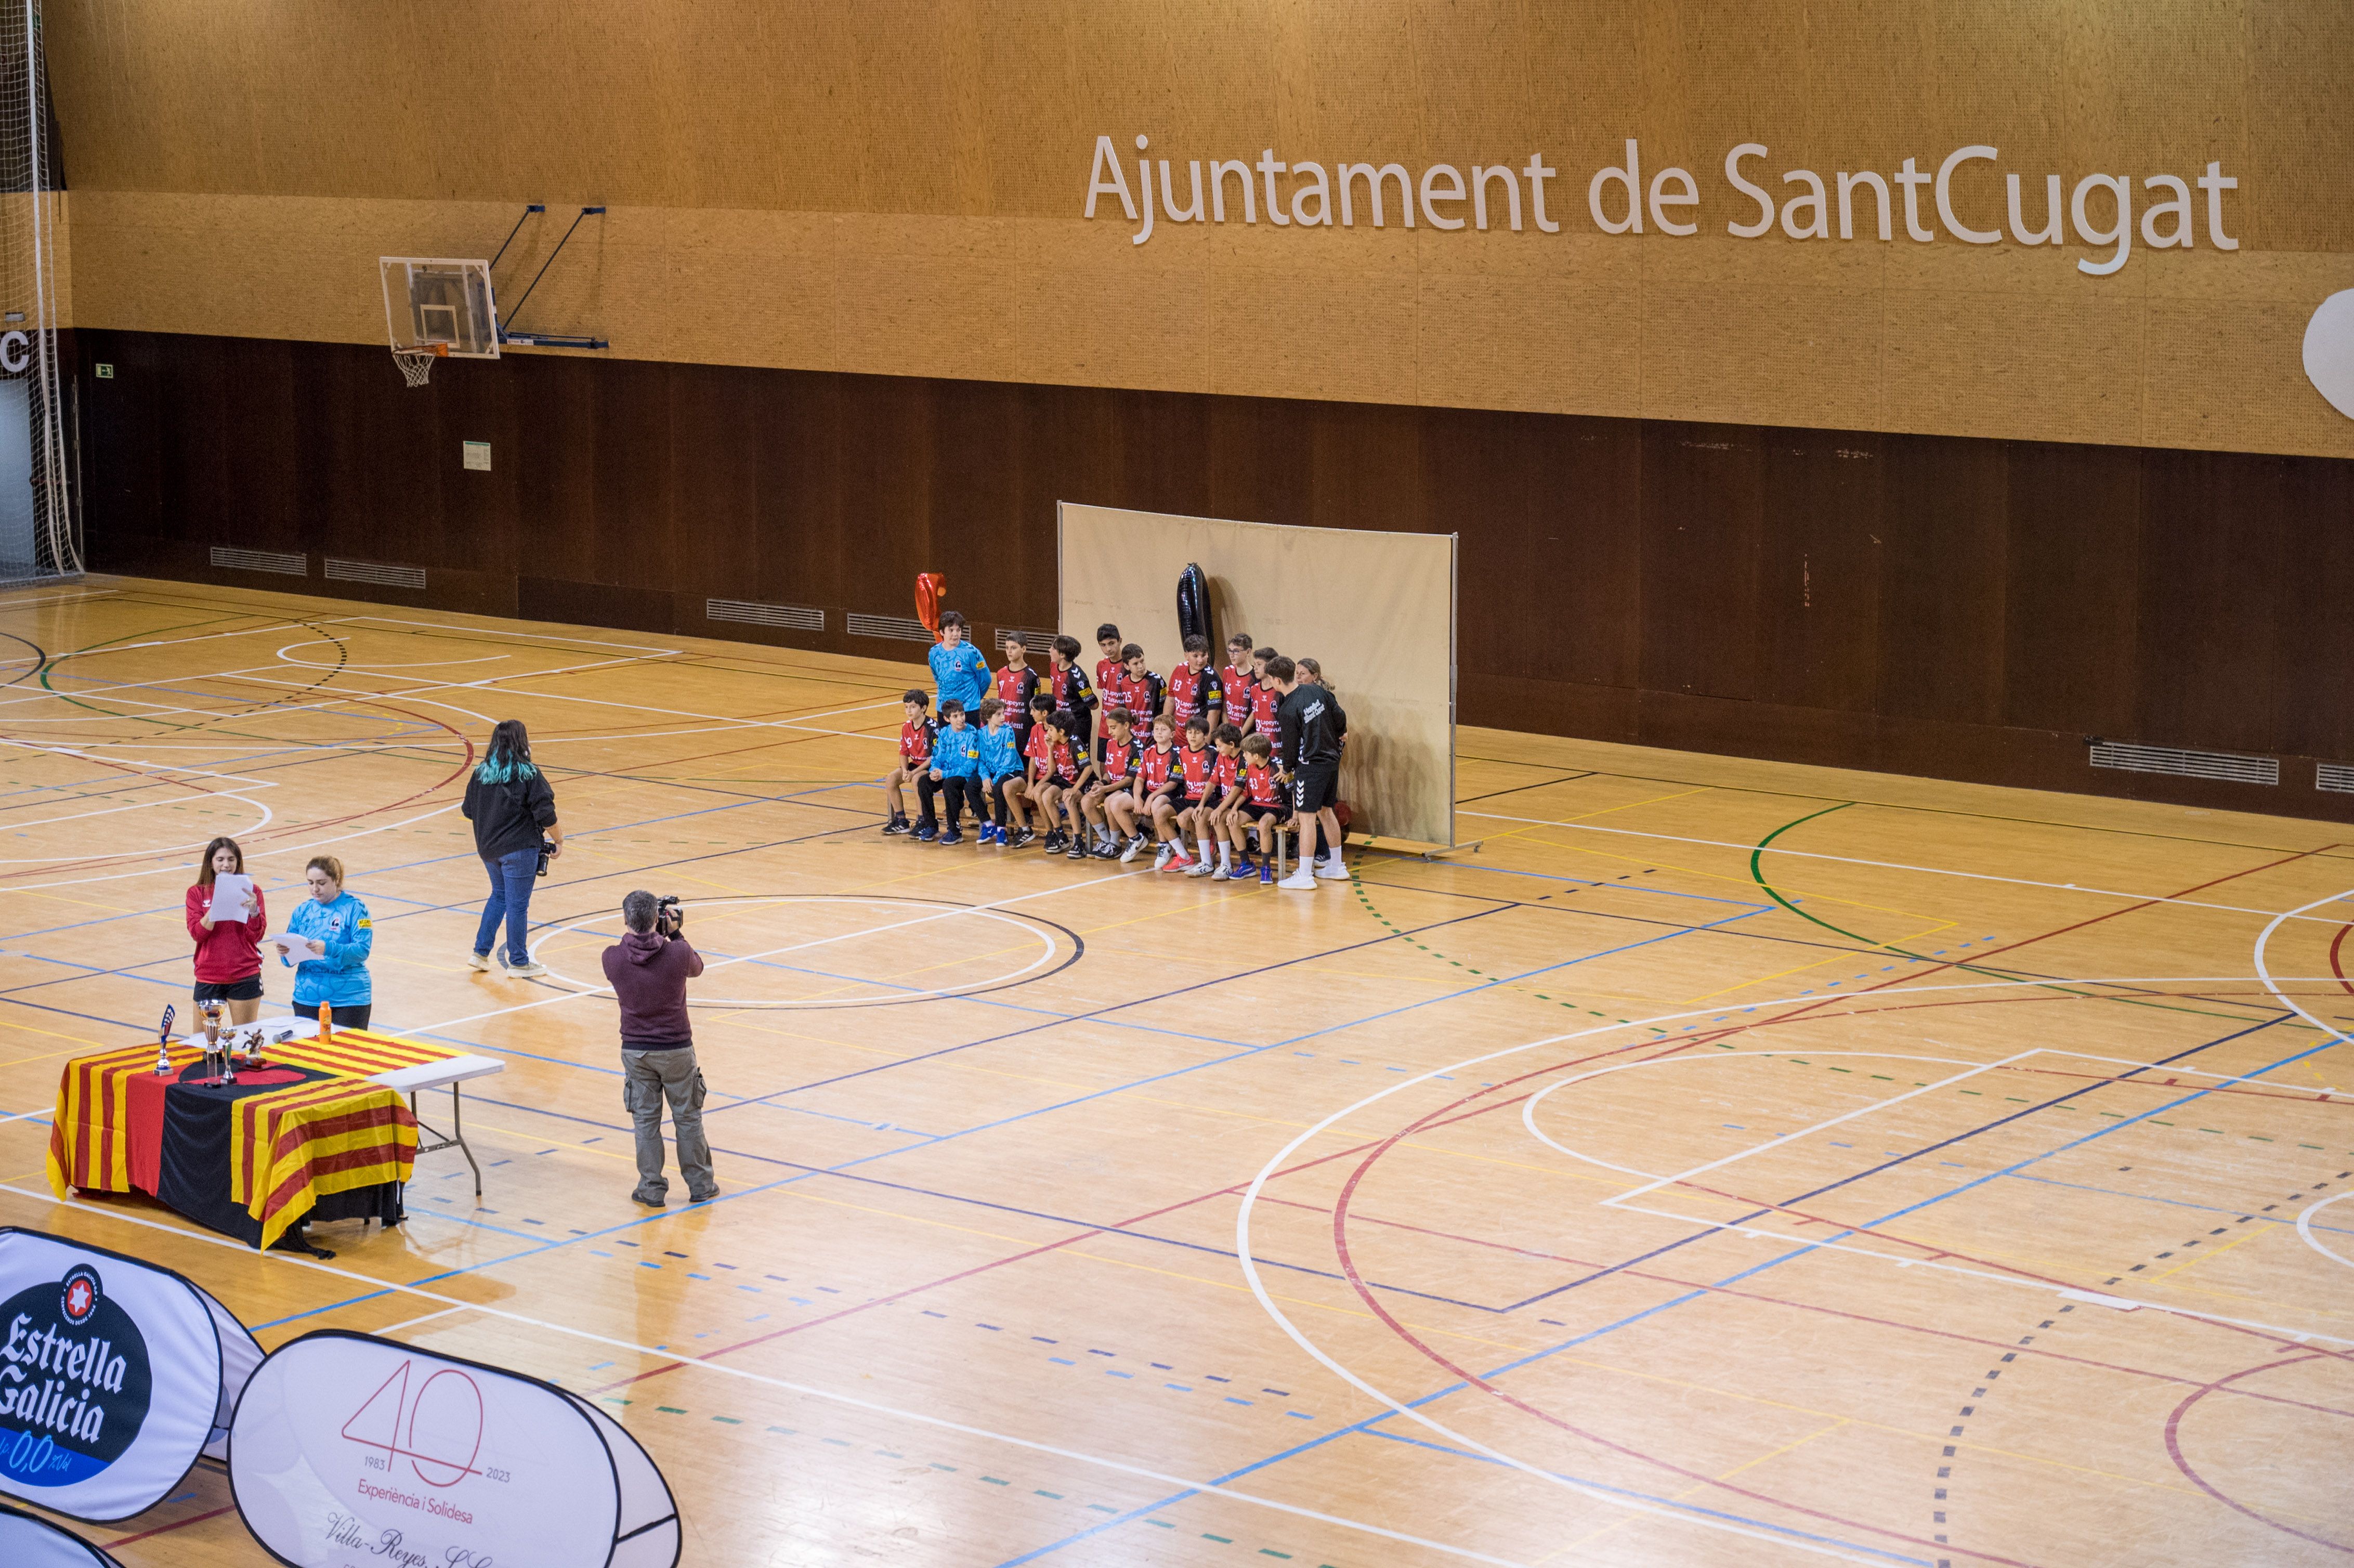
0, 1268, 152, 1486
60, 1264, 98, 1326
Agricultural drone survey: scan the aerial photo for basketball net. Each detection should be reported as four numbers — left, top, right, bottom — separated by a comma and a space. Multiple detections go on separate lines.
391, 341, 449, 387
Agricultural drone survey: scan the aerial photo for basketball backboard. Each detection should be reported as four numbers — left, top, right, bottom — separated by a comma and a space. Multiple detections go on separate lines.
380, 257, 499, 358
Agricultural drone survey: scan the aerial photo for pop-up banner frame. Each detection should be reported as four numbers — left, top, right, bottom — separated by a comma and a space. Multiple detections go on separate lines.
0, 1227, 263, 1523
230, 1329, 680, 1568
0, 1500, 127, 1565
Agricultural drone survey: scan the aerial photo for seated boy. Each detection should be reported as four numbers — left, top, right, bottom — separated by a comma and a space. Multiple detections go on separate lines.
974, 698, 1025, 846
1079, 708, 1144, 859
1136, 712, 1193, 871
925, 699, 983, 845
1201, 722, 1251, 880
1175, 715, 1220, 878
1055, 711, 1101, 861
1234, 734, 1292, 884
883, 688, 937, 836
1026, 701, 1081, 853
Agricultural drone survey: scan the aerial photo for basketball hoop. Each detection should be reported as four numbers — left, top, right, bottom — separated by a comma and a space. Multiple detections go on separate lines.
391, 341, 449, 388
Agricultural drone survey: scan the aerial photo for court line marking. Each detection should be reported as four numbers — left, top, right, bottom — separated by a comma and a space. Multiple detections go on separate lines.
1462, 808, 2349, 926
1230, 970, 2354, 1568
0, 1183, 1533, 1568
2298, 1194, 2354, 1273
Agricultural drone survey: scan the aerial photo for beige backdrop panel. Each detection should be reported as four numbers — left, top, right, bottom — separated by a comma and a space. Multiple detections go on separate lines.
1058, 502, 1454, 847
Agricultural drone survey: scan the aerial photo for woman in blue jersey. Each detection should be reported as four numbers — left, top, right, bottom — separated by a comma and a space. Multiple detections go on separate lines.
282, 854, 376, 1028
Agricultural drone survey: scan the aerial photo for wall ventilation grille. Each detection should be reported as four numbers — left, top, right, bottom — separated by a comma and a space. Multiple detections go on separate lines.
707, 597, 823, 632
210, 546, 307, 577
846, 612, 935, 643
994, 625, 1057, 655
2319, 763, 2354, 795
324, 557, 426, 590
2089, 740, 2278, 787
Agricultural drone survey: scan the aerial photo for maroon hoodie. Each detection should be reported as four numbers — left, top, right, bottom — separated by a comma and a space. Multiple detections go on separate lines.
600, 932, 704, 1048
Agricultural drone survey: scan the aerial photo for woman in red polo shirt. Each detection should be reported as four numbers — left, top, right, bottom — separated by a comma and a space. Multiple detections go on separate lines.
186, 835, 267, 1024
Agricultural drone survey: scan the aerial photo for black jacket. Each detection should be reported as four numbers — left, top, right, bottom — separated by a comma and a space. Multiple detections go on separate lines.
1278, 686, 1346, 768
462, 768, 558, 860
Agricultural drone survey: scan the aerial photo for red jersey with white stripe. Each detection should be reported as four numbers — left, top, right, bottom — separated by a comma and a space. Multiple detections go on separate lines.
1178, 743, 1212, 798
1211, 751, 1241, 794
1027, 724, 1076, 779
993, 662, 1039, 716
1101, 736, 1140, 785
1139, 742, 1176, 793
1220, 665, 1256, 731
1168, 662, 1219, 727
1245, 760, 1283, 806
1251, 682, 1281, 762
1095, 656, 1124, 697
899, 717, 936, 767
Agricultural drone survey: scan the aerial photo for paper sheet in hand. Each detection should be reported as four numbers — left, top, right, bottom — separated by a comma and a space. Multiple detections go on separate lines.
267, 933, 320, 960
204, 873, 255, 923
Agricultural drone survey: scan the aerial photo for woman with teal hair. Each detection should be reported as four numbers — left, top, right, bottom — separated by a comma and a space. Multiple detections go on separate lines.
461, 718, 563, 977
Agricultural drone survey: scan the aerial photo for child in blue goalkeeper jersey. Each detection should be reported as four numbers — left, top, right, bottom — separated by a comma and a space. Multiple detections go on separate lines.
927, 610, 991, 712
973, 699, 1024, 845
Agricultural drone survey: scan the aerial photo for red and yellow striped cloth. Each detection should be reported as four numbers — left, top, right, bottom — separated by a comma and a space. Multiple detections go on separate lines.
49, 1029, 454, 1249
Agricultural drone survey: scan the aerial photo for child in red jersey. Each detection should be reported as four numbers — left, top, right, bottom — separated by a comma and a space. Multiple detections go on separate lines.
1049, 634, 1099, 763
1219, 634, 1257, 740
1249, 646, 1283, 767
1200, 723, 1253, 880
1024, 698, 1079, 852
1094, 624, 1126, 700
1175, 715, 1221, 877
993, 632, 1042, 755
882, 689, 937, 836
1079, 709, 1144, 859
1168, 634, 1222, 739
1233, 734, 1291, 883
1137, 712, 1194, 870
1113, 643, 1165, 737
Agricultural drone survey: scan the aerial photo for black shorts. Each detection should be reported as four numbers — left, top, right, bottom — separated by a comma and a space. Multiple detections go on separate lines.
1238, 802, 1288, 824
1292, 764, 1340, 814
1042, 774, 1074, 791
193, 975, 263, 1003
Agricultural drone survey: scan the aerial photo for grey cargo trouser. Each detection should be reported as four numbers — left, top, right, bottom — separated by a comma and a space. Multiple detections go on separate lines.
622, 1046, 715, 1200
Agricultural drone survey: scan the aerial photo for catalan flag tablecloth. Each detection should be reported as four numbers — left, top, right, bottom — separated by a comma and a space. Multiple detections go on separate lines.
48, 1028, 454, 1250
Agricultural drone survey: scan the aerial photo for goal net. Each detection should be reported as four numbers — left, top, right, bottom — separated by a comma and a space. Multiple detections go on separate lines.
0, 0, 72, 584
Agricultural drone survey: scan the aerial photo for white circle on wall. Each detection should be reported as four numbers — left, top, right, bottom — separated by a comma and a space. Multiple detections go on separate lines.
2305, 289, 2354, 419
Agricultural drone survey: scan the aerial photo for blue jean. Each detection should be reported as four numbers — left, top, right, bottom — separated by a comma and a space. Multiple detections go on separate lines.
473, 847, 538, 964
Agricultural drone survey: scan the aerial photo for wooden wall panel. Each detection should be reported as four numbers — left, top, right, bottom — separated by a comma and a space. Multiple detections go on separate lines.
74, 330, 2354, 821
1640, 423, 1762, 702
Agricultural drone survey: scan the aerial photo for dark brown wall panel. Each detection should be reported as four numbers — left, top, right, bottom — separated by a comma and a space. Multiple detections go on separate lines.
2002, 441, 2141, 737
73, 331, 2354, 822
1877, 435, 2007, 727
1641, 423, 1762, 702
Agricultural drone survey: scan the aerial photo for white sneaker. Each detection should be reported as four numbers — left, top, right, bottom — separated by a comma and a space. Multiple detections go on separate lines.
1153, 843, 1174, 870
500, 957, 547, 978
1120, 834, 1145, 864
1316, 855, 1350, 879
465, 950, 491, 972
1278, 870, 1318, 890
1185, 860, 1214, 878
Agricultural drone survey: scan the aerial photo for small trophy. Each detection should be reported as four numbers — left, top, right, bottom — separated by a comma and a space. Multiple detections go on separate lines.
199, 1001, 225, 1081
153, 1004, 177, 1077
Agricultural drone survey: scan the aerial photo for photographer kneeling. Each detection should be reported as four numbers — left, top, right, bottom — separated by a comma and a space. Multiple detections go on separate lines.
601, 891, 717, 1208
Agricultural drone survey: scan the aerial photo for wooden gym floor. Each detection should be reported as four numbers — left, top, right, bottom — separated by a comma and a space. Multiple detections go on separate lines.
1, 576, 2349, 1568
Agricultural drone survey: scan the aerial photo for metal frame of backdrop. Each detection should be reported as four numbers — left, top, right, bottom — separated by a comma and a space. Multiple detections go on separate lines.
0, 0, 73, 585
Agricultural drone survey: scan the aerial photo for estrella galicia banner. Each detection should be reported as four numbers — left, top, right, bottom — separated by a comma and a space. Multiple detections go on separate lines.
230, 1330, 681, 1568
0, 1228, 261, 1523
0, 1499, 127, 1565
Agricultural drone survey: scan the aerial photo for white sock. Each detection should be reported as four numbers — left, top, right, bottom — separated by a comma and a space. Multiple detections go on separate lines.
1198, 836, 1213, 860
1219, 842, 1233, 869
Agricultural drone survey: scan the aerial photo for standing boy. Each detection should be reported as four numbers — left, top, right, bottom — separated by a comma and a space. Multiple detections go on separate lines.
1168, 634, 1223, 738
882, 689, 936, 837
929, 611, 991, 713
926, 699, 984, 846
1270, 657, 1349, 888
1219, 634, 1258, 740
993, 632, 1042, 754
1249, 646, 1283, 766
1048, 635, 1100, 761
1093, 624, 1126, 700
1113, 643, 1166, 736
974, 699, 1025, 846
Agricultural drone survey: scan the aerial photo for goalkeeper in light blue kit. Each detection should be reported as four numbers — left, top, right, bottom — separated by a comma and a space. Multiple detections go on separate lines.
928, 610, 991, 712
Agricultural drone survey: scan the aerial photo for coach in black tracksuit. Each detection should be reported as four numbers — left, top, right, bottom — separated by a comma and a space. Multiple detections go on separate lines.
1270, 655, 1349, 888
